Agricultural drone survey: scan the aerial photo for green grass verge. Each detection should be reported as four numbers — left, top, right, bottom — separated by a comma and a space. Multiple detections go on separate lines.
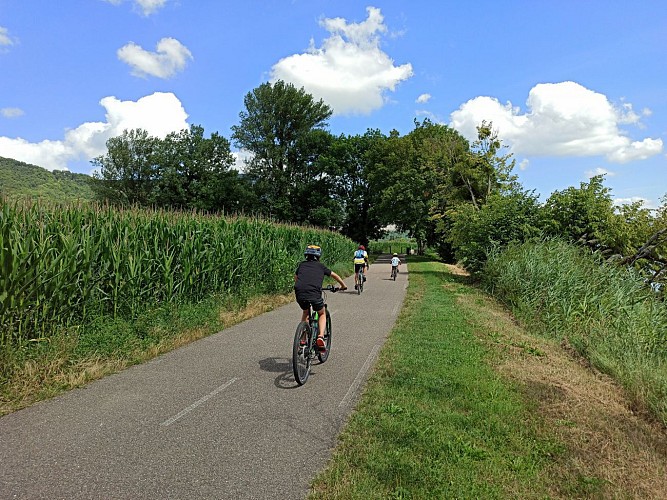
310, 256, 564, 499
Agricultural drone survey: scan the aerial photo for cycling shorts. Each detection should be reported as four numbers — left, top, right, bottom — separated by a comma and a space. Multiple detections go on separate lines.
297, 297, 325, 312
355, 263, 366, 273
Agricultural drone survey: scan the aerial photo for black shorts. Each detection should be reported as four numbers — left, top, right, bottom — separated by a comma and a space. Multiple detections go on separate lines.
355, 263, 366, 273
296, 296, 325, 312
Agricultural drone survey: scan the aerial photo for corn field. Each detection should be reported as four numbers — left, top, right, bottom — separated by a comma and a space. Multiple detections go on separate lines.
0, 200, 356, 346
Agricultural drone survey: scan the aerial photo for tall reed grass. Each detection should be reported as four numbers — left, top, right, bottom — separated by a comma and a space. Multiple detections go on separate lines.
483, 239, 667, 426
0, 199, 355, 347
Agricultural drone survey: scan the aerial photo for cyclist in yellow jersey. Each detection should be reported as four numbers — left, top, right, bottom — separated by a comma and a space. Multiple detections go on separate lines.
353, 245, 369, 290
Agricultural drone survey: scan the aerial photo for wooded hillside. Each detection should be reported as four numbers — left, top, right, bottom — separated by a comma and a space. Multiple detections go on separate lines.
0, 156, 95, 203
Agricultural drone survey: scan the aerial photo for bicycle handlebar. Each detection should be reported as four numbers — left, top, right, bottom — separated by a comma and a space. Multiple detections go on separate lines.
322, 285, 341, 292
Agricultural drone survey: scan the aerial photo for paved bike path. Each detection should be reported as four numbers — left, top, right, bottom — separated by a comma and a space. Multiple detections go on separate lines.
0, 255, 408, 499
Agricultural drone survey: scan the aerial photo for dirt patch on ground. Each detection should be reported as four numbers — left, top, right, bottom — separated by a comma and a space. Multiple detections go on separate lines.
457, 291, 667, 498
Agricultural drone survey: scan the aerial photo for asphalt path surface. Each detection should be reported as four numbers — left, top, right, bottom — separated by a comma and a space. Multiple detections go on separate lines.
0, 254, 408, 499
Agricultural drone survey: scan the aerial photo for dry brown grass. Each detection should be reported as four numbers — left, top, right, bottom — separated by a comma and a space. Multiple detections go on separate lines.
218, 293, 294, 327
456, 288, 667, 498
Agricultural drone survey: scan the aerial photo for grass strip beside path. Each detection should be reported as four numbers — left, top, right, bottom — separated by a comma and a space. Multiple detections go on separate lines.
312, 256, 667, 498
311, 256, 561, 498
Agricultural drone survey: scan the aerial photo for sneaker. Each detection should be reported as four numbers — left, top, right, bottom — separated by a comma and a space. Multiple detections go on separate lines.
363, 275, 367, 282
316, 337, 327, 352
354, 284, 358, 290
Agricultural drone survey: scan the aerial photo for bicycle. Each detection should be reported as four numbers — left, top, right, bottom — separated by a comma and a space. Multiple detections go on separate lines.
292, 285, 339, 386
391, 266, 398, 281
356, 266, 367, 294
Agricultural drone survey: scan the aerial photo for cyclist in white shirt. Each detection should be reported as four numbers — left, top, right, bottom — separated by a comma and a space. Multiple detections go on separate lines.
390, 253, 401, 277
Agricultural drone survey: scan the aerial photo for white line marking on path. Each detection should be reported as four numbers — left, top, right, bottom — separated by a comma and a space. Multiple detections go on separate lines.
339, 345, 381, 410
392, 303, 400, 316
161, 378, 238, 426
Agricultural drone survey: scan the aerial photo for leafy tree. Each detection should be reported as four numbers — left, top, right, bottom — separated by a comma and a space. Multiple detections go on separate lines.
230, 80, 333, 221
448, 189, 545, 274
368, 120, 471, 254
91, 129, 159, 206
614, 196, 667, 292
543, 175, 622, 253
323, 130, 387, 244
285, 128, 342, 226
155, 124, 252, 213
448, 121, 517, 210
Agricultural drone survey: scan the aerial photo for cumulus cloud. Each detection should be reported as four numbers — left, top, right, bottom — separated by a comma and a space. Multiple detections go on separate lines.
1, 107, 24, 118
416, 93, 431, 104
613, 196, 653, 208
0, 26, 17, 50
450, 81, 663, 164
270, 6, 413, 116
105, 0, 168, 16
0, 92, 188, 171
118, 37, 192, 78
586, 167, 616, 178
231, 149, 254, 173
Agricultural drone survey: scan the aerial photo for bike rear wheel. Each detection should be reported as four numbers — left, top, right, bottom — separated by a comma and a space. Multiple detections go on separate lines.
358, 272, 363, 294
392, 268, 397, 280
292, 321, 311, 385
317, 309, 332, 363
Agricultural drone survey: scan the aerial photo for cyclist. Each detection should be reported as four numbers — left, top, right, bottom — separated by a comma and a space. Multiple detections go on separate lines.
294, 245, 347, 352
390, 252, 401, 277
353, 244, 369, 290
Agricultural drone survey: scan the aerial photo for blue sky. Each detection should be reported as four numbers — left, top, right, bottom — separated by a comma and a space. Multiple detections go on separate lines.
1, 0, 665, 207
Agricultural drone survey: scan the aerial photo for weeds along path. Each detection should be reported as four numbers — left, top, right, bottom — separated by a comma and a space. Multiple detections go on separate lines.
0, 255, 407, 500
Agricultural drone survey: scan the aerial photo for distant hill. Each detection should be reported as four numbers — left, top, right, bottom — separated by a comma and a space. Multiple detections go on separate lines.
0, 156, 95, 203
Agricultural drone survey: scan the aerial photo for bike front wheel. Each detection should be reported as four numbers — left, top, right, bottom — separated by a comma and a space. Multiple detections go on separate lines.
292, 321, 311, 385
318, 310, 332, 363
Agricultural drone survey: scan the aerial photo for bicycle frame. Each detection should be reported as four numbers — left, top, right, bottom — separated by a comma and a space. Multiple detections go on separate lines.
292, 285, 337, 385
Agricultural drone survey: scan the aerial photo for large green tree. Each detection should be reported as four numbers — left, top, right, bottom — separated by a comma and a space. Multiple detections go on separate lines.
368, 120, 471, 254
323, 130, 387, 244
91, 129, 159, 205
230, 80, 333, 221
543, 175, 622, 252
92, 126, 256, 213
155, 124, 255, 213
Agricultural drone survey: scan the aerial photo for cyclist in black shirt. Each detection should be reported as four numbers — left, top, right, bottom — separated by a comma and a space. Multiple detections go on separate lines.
294, 245, 347, 351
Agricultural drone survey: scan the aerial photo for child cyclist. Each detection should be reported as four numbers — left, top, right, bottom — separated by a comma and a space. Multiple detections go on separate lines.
294, 245, 347, 352
353, 245, 369, 290
390, 252, 401, 277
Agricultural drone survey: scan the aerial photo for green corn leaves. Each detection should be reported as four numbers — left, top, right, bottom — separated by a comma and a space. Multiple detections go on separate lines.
0, 199, 355, 346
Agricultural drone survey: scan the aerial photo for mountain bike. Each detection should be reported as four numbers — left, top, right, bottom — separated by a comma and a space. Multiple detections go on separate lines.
292, 285, 339, 386
356, 267, 366, 295
391, 266, 398, 281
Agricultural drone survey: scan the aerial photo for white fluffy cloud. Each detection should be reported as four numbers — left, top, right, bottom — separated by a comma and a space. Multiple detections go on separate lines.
586, 167, 616, 178
450, 81, 663, 164
0, 92, 188, 171
0, 26, 17, 49
1, 107, 24, 118
118, 38, 192, 79
105, 0, 168, 16
270, 6, 413, 116
416, 93, 431, 104
613, 196, 654, 208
